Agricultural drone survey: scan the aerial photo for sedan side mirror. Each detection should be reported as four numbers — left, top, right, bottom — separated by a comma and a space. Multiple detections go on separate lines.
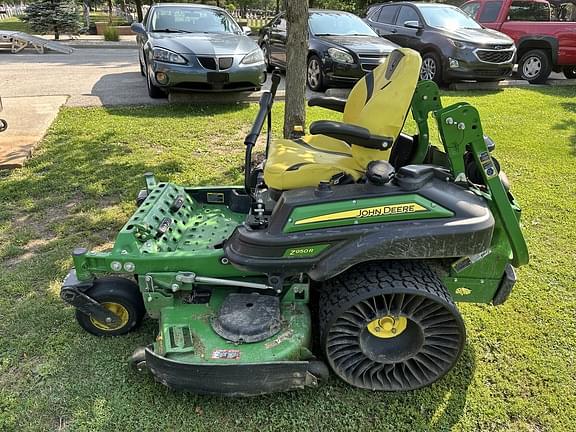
404, 21, 423, 30
242, 26, 252, 36
131, 22, 146, 35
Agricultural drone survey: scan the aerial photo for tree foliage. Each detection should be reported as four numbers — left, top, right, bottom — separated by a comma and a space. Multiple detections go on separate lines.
22, 0, 80, 39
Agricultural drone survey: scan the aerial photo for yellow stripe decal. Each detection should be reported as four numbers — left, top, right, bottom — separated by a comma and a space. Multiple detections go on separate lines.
294, 203, 428, 225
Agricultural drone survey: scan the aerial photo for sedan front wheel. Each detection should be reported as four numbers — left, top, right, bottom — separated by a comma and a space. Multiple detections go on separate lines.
307, 55, 325, 92
420, 52, 443, 85
146, 64, 166, 99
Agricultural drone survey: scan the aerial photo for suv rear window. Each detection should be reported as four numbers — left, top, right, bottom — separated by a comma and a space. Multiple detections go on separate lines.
508, 1, 551, 21
479, 1, 503, 22
377, 5, 400, 24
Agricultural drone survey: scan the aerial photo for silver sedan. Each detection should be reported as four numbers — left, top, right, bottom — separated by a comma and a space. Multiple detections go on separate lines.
131, 4, 267, 98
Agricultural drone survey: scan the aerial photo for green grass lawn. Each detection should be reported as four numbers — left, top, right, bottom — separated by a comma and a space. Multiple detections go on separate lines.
0, 87, 575, 431
0, 16, 31, 33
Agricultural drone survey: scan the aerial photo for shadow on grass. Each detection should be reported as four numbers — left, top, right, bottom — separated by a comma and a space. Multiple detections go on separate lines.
90, 71, 260, 109
554, 102, 576, 156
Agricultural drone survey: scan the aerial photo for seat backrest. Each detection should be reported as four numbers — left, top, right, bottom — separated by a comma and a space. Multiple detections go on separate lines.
342, 48, 422, 167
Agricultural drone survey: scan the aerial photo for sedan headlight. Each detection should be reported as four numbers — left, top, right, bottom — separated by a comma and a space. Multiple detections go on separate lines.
153, 47, 187, 64
327, 48, 354, 64
449, 39, 474, 50
241, 48, 264, 65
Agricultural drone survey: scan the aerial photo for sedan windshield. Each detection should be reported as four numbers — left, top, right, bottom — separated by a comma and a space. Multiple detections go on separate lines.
310, 12, 378, 36
418, 5, 482, 30
151, 7, 241, 34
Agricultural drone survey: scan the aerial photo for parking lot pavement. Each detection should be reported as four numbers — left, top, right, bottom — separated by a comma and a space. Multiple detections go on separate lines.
0, 48, 162, 107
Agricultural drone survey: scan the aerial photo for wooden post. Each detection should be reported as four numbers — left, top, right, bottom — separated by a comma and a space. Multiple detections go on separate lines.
283, 0, 308, 138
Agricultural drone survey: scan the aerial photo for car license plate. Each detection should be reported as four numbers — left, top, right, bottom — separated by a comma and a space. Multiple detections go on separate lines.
207, 72, 229, 83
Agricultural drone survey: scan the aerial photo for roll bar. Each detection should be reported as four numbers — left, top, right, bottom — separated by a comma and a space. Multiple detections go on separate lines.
244, 71, 282, 196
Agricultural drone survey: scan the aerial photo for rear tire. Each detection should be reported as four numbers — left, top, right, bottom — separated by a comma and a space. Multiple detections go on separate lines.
75, 277, 145, 337
319, 261, 465, 391
563, 65, 576, 80
518, 49, 552, 84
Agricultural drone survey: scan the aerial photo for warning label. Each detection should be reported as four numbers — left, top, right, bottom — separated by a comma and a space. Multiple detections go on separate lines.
211, 349, 241, 360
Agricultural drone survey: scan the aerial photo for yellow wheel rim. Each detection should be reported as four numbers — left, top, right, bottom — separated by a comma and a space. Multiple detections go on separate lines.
367, 316, 408, 339
90, 302, 129, 331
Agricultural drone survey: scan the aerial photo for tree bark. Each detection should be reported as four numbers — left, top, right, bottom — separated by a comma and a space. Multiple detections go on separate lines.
283, 0, 308, 138
134, 0, 143, 22
107, 0, 113, 24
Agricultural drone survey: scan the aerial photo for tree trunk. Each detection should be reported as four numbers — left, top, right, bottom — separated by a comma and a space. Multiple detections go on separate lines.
134, 0, 143, 22
54, 26, 59, 40
107, 0, 113, 24
83, 0, 90, 29
283, 0, 308, 138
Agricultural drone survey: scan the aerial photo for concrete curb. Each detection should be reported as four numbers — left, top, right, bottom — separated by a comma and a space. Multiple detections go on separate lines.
61, 41, 137, 49
449, 78, 576, 91
169, 90, 286, 104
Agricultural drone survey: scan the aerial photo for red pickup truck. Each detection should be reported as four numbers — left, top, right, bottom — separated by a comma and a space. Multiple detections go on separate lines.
461, 0, 576, 82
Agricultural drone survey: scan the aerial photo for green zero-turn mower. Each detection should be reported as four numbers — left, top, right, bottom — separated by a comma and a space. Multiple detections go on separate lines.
61, 48, 529, 396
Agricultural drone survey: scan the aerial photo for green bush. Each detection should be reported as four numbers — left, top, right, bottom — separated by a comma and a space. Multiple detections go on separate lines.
103, 26, 119, 41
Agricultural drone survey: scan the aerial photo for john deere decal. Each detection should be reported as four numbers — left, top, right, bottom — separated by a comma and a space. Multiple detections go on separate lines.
295, 203, 427, 225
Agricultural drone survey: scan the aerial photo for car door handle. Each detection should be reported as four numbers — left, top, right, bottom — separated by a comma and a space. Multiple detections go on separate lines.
391, 29, 397, 33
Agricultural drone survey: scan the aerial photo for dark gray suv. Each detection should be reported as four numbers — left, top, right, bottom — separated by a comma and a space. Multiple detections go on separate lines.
364, 2, 516, 84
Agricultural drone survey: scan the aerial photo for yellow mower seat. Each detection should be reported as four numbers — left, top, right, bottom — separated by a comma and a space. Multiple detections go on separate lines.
264, 48, 422, 191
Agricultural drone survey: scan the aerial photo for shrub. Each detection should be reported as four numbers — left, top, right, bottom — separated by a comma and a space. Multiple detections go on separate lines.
103, 26, 119, 41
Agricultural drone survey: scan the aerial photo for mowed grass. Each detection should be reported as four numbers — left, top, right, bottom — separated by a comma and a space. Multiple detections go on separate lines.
0, 87, 575, 431
0, 16, 31, 33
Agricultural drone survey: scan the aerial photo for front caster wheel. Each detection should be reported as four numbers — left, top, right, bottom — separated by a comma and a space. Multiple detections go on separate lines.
75, 277, 145, 336
319, 261, 465, 391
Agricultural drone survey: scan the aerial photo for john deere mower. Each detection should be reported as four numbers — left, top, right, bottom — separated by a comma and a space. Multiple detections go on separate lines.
61, 48, 528, 395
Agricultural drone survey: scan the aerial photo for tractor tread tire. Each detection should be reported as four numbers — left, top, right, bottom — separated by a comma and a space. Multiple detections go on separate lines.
318, 261, 465, 391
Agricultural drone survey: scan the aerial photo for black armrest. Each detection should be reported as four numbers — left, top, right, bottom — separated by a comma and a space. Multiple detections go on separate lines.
310, 120, 393, 150
308, 96, 346, 113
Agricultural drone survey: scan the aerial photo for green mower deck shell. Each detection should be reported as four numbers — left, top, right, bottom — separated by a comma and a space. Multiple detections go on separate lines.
153, 286, 311, 363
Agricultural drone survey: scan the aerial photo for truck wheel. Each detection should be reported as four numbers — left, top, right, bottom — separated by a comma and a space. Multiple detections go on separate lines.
319, 261, 465, 391
420, 52, 443, 85
75, 277, 145, 336
518, 49, 552, 84
563, 65, 576, 80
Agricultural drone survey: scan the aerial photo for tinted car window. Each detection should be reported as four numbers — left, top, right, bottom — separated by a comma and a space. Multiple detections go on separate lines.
508, 1, 551, 20
150, 7, 241, 33
461, 2, 481, 17
552, 1, 576, 20
364, 5, 381, 19
479, 1, 503, 22
310, 12, 377, 36
396, 6, 420, 25
377, 5, 400, 24
418, 5, 482, 29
